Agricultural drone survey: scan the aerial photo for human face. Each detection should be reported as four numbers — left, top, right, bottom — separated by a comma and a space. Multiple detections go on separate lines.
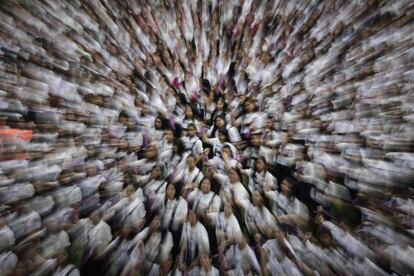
215, 117, 225, 128
201, 179, 211, 194
188, 211, 197, 226
218, 132, 226, 142
281, 180, 293, 196
255, 159, 265, 172
252, 191, 262, 206
56, 251, 68, 266
251, 135, 261, 146
165, 130, 174, 143
186, 156, 196, 169
228, 169, 239, 183
244, 100, 255, 113
187, 126, 196, 137
185, 106, 194, 118
266, 119, 274, 129
166, 184, 176, 200
155, 118, 163, 129
90, 210, 100, 225
145, 146, 156, 159
216, 99, 225, 110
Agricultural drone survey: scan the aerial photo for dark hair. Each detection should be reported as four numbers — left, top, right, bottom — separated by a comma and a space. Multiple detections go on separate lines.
217, 128, 229, 142
222, 145, 233, 158
187, 123, 197, 131
210, 115, 227, 137
155, 115, 169, 130
164, 182, 180, 205
173, 138, 186, 156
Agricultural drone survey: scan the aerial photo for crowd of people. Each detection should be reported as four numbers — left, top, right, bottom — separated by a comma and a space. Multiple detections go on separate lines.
0, 0, 414, 275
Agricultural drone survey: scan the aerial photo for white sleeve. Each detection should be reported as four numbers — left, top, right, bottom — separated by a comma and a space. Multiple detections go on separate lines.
228, 126, 241, 143
197, 224, 210, 255
194, 140, 203, 156
173, 198, 188, 229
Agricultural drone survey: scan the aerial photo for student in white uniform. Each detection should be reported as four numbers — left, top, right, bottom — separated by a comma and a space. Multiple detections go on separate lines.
187, 177, 221, 226
245, 191, 277, 238
188, 253, 220, 276
179, 210, 210, 273
53, 250, 80, 276
180, 155, 204, 198
212, 167, 250, 210
105, 185, 146, 231
241, 156, 278, 193
215, 202, 243, 248
84, 209, 112, 262
182, 124, 203, 160
264, 177, 309, 227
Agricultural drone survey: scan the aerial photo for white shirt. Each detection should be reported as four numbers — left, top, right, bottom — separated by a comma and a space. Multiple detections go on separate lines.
161, 197, 188, 231
265, 190, 309, 221
53, 264, 80, 276
40, 230, 70, 259
88, 220, 112, 253
181, 221, 210, 262
182, 136, 203, 156
245, 204, 277, 235
188, 189, 221, 223
182, 167, 204, 189
215, 213, 243, 244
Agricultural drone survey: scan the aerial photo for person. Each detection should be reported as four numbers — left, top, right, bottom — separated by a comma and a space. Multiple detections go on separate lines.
81, 209, 112, 274
180, 155, 204, 198
215, 202, 243, 249
179, 210, 210, 273
105, 185, 145, 231
245, 191, 277, 238
264, 178, 309, 227
241, 156, 278, 193
182, 123, 203, 160
53, 250, 80, 276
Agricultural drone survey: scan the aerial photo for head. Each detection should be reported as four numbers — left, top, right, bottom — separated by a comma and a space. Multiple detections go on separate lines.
217, 128, 229, 143
224, 202, 233, 217
56, 250, 69, 266
243, 97, 256, 113
184, 105, 195, 119
222, 145, 233, 158
255, 157, 267, 172
281, 178, 295, 197
165, 183, 177, 200
200, 177, 212, 194
173, 138, 186, 155
89, 209, 102, 226
155, 116, 165, 130
187, 124, 197, 138
164, 129, 174, 143
266, 117, 275, 130
121, 224, 133, 239
215, 116, 226, 129
151, 166, 162, 180
250, 133, 261, 147
186, 155, 196, 170
318, 227, 334, 248
228, 167, 241, 183
149, 215, 161, 232
252, 191, 264, 206
215, 97, 226, 111
144, 145, 157, 160
187, 209, 198, 226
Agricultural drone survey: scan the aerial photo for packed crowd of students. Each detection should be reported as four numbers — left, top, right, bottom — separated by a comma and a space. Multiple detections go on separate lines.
0, 0, 413, 275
